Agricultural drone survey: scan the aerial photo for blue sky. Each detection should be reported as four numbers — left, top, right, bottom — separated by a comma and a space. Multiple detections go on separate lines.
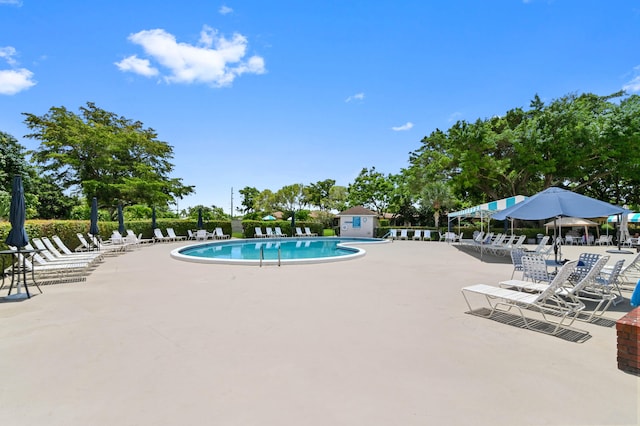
1, 0, 639, 214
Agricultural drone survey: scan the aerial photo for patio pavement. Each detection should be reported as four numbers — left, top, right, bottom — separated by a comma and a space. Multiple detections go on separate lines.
1, 239, 639, 425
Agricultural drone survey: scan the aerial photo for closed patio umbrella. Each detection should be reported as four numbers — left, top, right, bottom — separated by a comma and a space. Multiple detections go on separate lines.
151, 206, 157, 230
117, 203, 125, 234
5, 176, 34, 298
89, 197, 99, 236
197, 208, 204, 229
5, 176, 29, 249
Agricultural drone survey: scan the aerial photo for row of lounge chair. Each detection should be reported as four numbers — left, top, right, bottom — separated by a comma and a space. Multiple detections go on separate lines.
254, 227, 317, 238
186, 228, 231, 241
458, 232, 531, 256
388, 229, 438, 241
463, 250, 634, 336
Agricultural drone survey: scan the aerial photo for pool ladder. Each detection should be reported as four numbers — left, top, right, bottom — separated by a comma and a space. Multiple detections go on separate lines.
259, 244, 281, 267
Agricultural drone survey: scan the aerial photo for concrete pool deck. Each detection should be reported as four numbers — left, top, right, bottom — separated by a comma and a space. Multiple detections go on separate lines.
1, 239, 639, 425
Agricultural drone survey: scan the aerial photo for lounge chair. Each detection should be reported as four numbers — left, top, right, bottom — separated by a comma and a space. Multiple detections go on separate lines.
214, 227, 231, 239
525, 235, 549, 254
16, 252, 90, 282
602, 252, 640, 291
500, 256, 611, 322
462, 260, 582, 335
412, 230, 422, 241
125, 230, 153, 245
265, 227, 276, 238
41, 236, 104, 263
399, 229, 408, 240
166, 228, 187, 241
304, 227, 318, 237
187, 230, 196, 240
295, 227, 305, 237
76, 233, 124, 254
509, 249, 526, 279
32, 237, 103, 265
153, 228, 172, 243
254, 227, 267, 238
195, 229, 208, 241
274, 227, 288, 238
388, 229, 398, 240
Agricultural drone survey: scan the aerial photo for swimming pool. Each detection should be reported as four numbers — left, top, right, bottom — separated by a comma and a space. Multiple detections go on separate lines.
170, 237, 387, 265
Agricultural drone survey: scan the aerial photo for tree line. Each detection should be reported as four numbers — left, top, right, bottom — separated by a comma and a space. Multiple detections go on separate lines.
2, 91, 638, 226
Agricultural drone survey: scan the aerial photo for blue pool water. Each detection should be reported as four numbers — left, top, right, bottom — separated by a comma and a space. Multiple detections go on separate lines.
170, 237, 386, 265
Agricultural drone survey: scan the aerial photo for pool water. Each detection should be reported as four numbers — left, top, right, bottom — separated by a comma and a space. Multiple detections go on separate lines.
171, 237, 386, 265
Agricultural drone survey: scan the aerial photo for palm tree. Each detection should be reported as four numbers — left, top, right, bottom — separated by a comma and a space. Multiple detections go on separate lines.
421, 182, 456, 230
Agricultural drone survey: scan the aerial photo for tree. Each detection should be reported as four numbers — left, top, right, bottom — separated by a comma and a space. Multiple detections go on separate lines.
0, 131, 36, 193
327, 185, 348, 212
275, 183, 307, 213
305, 179, 335, 211
420, 181, 456, 230
23, 102, 194, 213
238, 186, 260, 214
347, 167, 393, 216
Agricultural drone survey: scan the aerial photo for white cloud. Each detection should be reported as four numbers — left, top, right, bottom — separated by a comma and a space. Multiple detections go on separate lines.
345, 92, 365, 102
0, 0, 23, 6
391, 122, 414, 131
448, 111, 462, 122
623, 66, 640, 92
0, 46, 36, 95
118, 26, 265, 87
219, 5, 233, 15
0, 46, 18, 65
0, 68, 36, 95
114, 55, 159, 77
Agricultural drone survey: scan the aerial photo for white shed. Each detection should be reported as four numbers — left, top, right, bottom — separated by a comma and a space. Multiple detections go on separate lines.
337, 206, 378, 237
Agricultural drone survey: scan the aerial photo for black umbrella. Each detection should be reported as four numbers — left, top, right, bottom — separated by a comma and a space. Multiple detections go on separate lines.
5, 176, 38, 298
197, 208, 204, 229
117, 203, 126, 234
151, 206, 157, 229
89, 197, 99, 236
5, 175, 29, 249
291, 211, 296, 237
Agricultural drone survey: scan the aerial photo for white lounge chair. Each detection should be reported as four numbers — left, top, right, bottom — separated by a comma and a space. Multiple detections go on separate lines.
462, 260, 582, 335
274, 227, 288, 238
388, 229, 398, 240
254, 227, 267, 238
214, 227, 231, 239
500, 256, 611, 322
41, 236, 104, 263
76, 233, 123, 254
195, 229, 208, 241
166, 228, 187, 241
602, 252, 640, 291
32, 237, 103, 265
265, 227, 276, 238
304, 227, 318, 237
153, 228, 171, 243
295, 227, 305, 237
412, 230, 422, 241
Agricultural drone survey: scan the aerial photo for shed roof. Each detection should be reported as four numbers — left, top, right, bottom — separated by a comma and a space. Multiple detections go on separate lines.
337, 206, 377, 216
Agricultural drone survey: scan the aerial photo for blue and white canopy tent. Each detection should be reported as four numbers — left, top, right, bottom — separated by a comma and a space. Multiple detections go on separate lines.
607, 213, 640, 223
447, 195, 527, 234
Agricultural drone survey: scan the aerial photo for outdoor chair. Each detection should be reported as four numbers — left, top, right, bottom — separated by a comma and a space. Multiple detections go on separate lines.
214, 227, 231, 239
166, 228, 187, 241
153, 228, 171, 243
462, 260, 583, 336
412, 230, 422, 241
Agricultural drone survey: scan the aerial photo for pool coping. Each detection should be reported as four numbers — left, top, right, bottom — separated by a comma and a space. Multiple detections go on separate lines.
170, 237, 390, 265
